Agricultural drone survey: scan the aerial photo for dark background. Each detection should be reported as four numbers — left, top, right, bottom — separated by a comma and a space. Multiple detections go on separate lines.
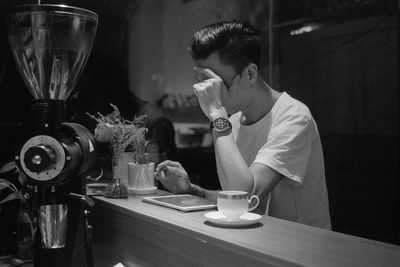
0, 0, 399, 257
276, 0, 399, 245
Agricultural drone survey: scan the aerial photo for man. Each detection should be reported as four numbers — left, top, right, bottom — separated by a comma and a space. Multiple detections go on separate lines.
155, 20, 331, 229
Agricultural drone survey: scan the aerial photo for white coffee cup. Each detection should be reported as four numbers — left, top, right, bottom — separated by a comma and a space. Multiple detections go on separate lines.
217, 191, 259, 219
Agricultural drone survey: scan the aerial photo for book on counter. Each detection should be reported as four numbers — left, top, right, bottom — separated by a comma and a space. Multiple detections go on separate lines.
86, 183, 108, 196
142, 194, 217, 212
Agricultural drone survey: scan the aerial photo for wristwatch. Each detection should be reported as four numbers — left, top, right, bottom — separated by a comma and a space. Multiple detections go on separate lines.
210, 117, 232, 132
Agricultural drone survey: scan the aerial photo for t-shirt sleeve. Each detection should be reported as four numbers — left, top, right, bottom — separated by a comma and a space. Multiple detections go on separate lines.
254, 114, 314, 184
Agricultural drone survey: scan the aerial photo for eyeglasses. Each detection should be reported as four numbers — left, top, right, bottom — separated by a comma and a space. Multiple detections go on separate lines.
223, 74, 240, 89
195, 70, 240, 90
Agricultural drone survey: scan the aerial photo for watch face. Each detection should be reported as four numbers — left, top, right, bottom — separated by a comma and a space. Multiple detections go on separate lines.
213, 117, 232, 132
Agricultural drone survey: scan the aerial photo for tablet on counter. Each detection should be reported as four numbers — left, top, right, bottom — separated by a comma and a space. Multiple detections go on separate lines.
142, 194, 217, 212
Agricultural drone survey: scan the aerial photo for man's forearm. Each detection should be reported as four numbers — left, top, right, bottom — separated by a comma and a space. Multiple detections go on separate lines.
190, 183, 218, 201
213, 131, 254, 193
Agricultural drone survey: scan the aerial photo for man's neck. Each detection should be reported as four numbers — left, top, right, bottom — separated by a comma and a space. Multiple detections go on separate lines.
240, 80, 281, 125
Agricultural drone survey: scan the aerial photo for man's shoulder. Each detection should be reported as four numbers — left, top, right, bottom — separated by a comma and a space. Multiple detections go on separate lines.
274, 92, 313, 120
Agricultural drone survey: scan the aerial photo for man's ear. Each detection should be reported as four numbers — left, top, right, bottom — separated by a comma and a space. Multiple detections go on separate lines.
245, 63, 258, 85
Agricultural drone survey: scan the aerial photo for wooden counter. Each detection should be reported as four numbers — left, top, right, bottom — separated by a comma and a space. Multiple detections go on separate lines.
91, 191, 400, 267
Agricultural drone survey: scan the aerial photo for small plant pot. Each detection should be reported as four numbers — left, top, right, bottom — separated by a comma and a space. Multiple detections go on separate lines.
127, 162, 157, 195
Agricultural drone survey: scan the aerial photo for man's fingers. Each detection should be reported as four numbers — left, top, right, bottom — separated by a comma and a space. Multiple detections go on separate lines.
165, 165, 183, 174
193, 83, 208, 97
156, 160, 181, 171
164, 160, 182, 168
202, 68, 219, 80
194, 66, 219, 80
154, 170, 165, 181
193, 83, 202, 92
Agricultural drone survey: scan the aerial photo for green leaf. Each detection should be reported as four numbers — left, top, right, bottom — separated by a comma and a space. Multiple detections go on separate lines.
0, 178, 16, 191
0, 191, 20, 204
0, 161, 17, 174
18, 171, 28, 186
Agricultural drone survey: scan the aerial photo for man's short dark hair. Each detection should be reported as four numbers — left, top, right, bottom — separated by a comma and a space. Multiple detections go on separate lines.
189, 20, 261, 74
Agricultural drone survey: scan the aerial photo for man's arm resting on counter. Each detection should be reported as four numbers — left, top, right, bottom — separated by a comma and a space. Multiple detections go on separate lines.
190, 183, 218, 201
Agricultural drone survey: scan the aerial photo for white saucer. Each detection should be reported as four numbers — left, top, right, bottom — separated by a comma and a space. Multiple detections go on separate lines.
204, 211, 262, 227
128, 186, 157, 195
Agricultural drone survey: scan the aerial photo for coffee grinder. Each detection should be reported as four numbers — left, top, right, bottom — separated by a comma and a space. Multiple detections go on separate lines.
6, 4, 99, 266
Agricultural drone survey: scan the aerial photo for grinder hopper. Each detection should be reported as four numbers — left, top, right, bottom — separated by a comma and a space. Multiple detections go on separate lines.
6, 4, 99, 183
7, 4, 98, 101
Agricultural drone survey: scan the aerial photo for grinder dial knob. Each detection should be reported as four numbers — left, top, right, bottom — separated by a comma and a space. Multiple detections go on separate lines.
19, 135, 66, 181
24, 145, 57, 173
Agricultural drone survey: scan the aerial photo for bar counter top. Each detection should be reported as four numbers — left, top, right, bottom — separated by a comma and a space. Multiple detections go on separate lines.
91, 191, 400, 267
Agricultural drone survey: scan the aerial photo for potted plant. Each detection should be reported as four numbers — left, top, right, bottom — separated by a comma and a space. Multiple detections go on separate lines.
88, 104, 155, 197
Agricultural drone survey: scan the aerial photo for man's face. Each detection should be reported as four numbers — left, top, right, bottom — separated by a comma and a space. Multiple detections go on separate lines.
194, 52, 238, 88
193, 52, 247, 114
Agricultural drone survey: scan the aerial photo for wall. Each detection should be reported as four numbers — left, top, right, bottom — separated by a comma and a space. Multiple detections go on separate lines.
279, 13, 399, 244
280, 15, 398, 136
129, 0, 270, 103
128, 0, 164, 103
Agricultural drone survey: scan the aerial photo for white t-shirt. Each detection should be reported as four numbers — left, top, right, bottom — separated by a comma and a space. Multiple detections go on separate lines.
222, 92, 331, 229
